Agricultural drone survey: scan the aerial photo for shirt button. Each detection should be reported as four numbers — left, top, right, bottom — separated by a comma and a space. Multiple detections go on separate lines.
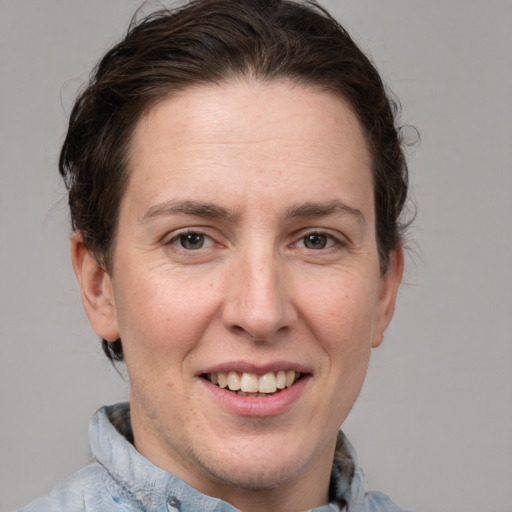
166, 496, 180, 511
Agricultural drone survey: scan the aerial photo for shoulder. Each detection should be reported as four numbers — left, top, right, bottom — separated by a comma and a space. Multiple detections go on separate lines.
16, 462, 134, 512
358, 490, 412, 512
345, 466, 412, 512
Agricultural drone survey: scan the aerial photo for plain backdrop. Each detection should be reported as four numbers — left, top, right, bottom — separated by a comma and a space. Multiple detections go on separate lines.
1, 1, 511, 511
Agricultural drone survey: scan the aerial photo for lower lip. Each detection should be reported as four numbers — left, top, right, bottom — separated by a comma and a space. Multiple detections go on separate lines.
200, 376, 311, 417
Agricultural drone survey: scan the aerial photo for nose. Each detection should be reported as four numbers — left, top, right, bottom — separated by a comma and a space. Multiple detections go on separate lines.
222, 247, 297, 342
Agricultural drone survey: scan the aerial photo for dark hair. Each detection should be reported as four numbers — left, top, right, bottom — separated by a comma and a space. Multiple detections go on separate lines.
60, 0, 409, 363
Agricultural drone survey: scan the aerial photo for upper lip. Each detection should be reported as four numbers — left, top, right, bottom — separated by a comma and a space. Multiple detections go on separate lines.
199, 361, 312, 376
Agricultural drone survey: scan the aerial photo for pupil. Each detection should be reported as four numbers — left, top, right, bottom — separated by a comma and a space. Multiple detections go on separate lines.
180, 233, 204, 249
304, 234, 327, 249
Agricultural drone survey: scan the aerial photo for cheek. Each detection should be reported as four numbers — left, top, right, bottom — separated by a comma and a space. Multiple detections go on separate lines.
113, 268, 222, 369
299, 272, 380, 400
301, 273, 379, 345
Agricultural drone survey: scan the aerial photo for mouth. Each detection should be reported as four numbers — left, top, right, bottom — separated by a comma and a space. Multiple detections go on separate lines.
202, 370, 305, 397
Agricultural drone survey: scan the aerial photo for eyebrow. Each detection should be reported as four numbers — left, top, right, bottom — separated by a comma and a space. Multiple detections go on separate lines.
140, 198, 364, 224
140, 199, 237, 223
285, 200, 365, 224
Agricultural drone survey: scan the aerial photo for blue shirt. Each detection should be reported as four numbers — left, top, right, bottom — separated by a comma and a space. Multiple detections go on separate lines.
18, 403, 409, 512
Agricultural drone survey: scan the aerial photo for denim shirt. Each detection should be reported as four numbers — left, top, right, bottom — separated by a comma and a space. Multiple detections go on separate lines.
18, 403, 409, 512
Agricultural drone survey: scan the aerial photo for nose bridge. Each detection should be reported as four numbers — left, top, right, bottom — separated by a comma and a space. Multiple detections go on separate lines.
223, 239, 294, 341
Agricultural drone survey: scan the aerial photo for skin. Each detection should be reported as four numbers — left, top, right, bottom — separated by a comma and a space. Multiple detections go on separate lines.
72, 80, 403, 512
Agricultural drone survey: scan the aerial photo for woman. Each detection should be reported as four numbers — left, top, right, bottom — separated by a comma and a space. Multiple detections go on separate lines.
19, 1, 409, 510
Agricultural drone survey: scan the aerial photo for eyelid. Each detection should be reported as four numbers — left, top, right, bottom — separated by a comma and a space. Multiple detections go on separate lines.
293, 228, 346, 245
165, 228, 216, 250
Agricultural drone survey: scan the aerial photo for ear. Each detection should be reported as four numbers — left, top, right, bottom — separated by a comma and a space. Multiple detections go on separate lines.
372, 247, 404, 348
70, 232, 120, 342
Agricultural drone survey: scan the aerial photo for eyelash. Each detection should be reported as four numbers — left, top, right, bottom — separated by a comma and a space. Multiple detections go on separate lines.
294, 231, 342, 250
165, 229, 345, 254
166, 230, 216, 251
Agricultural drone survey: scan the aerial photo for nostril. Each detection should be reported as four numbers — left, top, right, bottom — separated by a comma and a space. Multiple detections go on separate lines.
230, 324, 247, 334
226, 317, 290, 337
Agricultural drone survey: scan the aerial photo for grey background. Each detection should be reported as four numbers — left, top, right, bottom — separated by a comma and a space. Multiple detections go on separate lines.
1, 1, 511, 511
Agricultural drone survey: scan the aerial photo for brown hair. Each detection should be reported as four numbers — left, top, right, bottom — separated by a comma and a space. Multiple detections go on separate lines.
60, 0, 409, 363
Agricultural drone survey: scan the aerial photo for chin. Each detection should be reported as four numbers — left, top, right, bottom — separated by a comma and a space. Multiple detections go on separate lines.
202, 455, 304, 492
190, 432, 322, 492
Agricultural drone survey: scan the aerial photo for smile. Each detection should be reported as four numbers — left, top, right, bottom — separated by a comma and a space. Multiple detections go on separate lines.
203, 371, 304, 396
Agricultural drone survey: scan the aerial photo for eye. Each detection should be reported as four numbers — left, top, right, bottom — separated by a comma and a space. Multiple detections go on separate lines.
297, 232, 337, 250
171, 232, 214, 250
302, 233, 328, 249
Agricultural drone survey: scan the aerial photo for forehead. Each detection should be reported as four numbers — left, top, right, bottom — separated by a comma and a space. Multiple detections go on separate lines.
125, 80, 373, 220
133, 80, 369, 156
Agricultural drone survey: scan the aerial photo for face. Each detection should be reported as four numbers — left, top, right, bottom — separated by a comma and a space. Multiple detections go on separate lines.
74, 81, 402, 508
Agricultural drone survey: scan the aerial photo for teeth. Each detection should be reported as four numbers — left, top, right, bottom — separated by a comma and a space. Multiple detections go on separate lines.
276, 370, 286, 389
227, 371, 241, 391
258, 372, 277, 393
240, 373, 259, 392
218, 372, 228, 388
208, 370, 301, 394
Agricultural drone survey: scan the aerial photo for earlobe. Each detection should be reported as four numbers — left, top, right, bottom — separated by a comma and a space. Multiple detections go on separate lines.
372, 247, 404, 348
70, 232, 120, 342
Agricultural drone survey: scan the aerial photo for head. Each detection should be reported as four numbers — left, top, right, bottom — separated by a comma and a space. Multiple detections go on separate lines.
66, 0, 408, 507
62, 0, 408, 363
